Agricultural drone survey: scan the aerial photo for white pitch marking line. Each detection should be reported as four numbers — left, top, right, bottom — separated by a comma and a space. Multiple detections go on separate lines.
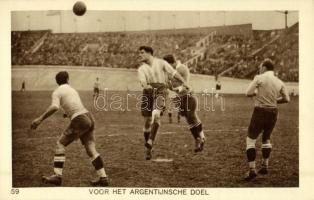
106, 134, 126, 137
152, 158, 174, 162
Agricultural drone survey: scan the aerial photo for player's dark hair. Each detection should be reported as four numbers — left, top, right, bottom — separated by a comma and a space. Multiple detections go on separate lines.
139, 46, 154, 55
262, 59, 274, 71
56, 71, 69, 85
163, 54, 175, 64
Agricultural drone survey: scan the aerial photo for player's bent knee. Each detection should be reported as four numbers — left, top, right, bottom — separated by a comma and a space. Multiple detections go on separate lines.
144, 117, 152, 127
187, 117, 201, 128
186, 112, 200, 125
55, 141, 66, 154
152, 109, 161, 124
84, 142, 98, 158
143, 126, 151, 133
246, 136, 256, 150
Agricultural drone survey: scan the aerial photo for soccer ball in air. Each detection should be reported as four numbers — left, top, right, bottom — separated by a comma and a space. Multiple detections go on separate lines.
73, 1, 87, 16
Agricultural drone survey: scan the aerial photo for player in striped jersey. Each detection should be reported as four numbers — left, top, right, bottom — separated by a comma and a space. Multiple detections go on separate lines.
137, 46, 188, 160
163, 54, 206, 152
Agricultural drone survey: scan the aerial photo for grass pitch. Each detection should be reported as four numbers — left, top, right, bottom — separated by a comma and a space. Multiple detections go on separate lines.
12, 91, 298, 187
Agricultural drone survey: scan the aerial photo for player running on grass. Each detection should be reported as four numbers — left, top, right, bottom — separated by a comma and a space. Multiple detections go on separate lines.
137, 46, 187, 160
163, 54, 206, 153
244, 59, 290, 181
30, 71, 109, 186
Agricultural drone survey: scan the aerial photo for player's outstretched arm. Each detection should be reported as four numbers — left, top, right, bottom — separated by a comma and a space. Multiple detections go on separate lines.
30, 105, 59, 130
246, 76, 259, 97
173, 72, 189, 89
163, 60, 189, 89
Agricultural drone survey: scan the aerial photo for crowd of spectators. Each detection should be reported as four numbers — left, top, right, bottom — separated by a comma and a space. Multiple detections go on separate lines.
11, 23, 298, 82
12, 31, 202, 69
187, 23, 298, 82
11, 30, 49, 65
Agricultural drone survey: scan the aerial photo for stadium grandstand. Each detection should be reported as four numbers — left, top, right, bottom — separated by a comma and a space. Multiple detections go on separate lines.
11, 22, 298, 82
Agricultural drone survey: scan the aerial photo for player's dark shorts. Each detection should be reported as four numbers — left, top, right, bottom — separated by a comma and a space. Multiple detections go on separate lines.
94, 87, 100, 94
248, 107, 278, 141
172, 93, 198, 117
59, 112, 95, 146
141, 84, 167, 117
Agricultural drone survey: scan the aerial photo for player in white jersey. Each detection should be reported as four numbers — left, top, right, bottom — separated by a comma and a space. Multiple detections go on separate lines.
137, 46, 188, 160
244, 59, 290, 180
30, 71, 109, 186
163, 54, 206, 152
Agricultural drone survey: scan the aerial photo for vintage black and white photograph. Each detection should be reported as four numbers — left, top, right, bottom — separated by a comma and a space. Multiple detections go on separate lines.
2, 0, 314, 199
10, 6, 300, 188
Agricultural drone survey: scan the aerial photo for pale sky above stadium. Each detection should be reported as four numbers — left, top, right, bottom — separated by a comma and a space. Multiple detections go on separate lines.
12, 10, 299, 33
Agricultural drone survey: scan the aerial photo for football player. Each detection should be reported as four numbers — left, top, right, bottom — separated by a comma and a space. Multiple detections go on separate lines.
93, 77, 100, 100
215, 79, 221, 99
244, 59, 290, 180
137, 46, 188, 160
163, 54, 206, 152
20, 80, 26, 92
30, 71, 109, 186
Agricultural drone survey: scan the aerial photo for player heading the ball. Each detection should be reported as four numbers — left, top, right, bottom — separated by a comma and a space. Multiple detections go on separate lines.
137, 46, 188, 160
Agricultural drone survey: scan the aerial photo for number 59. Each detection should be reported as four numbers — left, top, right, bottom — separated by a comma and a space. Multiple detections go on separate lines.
11, 188, 19, 195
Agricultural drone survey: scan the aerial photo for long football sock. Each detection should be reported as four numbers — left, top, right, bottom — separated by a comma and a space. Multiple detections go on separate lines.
144, 131, 150, 142
246, 148, 256, 170
199, 131, 205, 139
149, 122, 160, 142
92, 155, 107, 178
262, 148, 272, 167
197, 123, 205, 139
53, 153, 65, 176
190, 123, 202, 140
190, 125, 198, 140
